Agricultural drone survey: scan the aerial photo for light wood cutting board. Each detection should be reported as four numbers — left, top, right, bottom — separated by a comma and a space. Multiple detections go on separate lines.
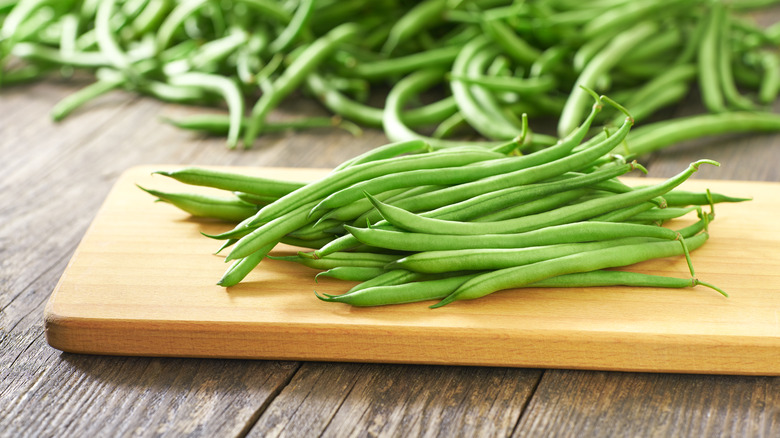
44, 166, 780, 375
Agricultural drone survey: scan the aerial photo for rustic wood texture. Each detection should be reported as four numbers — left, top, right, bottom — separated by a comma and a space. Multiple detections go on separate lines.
2, 77, 780, 437
44, 166, 780, 374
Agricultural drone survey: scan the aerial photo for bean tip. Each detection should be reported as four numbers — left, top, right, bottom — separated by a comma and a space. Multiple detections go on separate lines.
314, 290, 338, 302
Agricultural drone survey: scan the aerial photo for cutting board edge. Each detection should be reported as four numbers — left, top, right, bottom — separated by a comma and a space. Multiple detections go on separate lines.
43, 309, 780, 376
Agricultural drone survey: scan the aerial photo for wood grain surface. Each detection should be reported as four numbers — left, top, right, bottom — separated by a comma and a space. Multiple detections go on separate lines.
44, 166, 780, 374
2, 78, 780, 437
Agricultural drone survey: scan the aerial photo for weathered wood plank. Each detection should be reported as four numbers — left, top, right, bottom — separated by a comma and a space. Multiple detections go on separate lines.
248, 363, 542, 437
513, 370, 780, 437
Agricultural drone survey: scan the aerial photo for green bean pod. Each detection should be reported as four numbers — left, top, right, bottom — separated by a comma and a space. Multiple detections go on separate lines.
433, 232, 710, 308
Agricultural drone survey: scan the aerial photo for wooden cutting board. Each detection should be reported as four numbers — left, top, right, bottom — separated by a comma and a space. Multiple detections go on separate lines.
44, 166, 780, 375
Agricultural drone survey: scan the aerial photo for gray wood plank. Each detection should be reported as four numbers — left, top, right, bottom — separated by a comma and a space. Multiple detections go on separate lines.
513, 370, 780, 438
248, 363, 542, 438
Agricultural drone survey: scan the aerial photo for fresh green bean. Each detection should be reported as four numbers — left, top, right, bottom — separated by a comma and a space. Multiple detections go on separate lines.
168, 72, 243, 148
319, 272, 481, 307
366, 160, 716, 236
387, 236, 677, 274
381, 0, 446, 54
217, 242, 273, 287
558, 20, 656, 136
243, 23, 359, 147
268, 251, 399, 270
137, 185, 258, 222
50, 72, 125, 121
153, 167, 305, 197
432, 232, 710, 308
319, 269, 725, 307
345, 218, 703, 253
268, 0, 313, 53
623, 112, 780, 156
697, 3, 726, 113
315, 266, 387, 282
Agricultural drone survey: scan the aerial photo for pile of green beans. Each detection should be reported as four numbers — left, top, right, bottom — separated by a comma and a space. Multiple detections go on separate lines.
3, 0, 780, 150
143, 94, 748, 307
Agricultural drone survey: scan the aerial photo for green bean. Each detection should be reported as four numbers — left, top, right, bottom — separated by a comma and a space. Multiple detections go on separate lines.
383, 68, 499, 148
168, 72, 243, 148
662, 189, 750, 206
622, 25, 683, 64
320, 269, 726, 307
697, 2, 726, 113
473, 188, 590, 222
316, 97, 603, 214
588, 201, 657, 223
155, 0, 209, 51
163, 28, 249, 76
268, 251, 399, 270
381, 0, 446, 54
243, 23, 359, 147
480, 16, 540, 65
217, 243, 272, 287
162, 114, 363, 137
558, 20, 656, 137
334, 139, 432, 171
350, 185, 443, 226
279, 236, 333, 250
431, 111, 468, 139
225, 147, 504, 261
416, 161, 645, 223
450, 36, 521, 140
447, 74, 556, 95
716, 6, 755, 111
758, 51, 780, 104
463, 39, 526, 134
618, 82, 690, 124
315, 266, 387, 282
388, 236, 678, 274
378, 107, 629, 217
268, 0, 313, 53
338, 269, 429, 296
319, 272, 481, 307
95, 0, 131, 71
50, 71, 125, 121
11, 42, 110, 67
432, 232, 710, 308
583, 0, 682, 39
1, 0, 51, 43
138, 185, 259, 222
621, 63, 697, 114
367, 159, 716, 236
127, 0, 169, 39
307, 73, 459, 129
530, 45, 568, 78
345, 219, 699, 253
304, 74, 383, 127
623, 112, 780, 156
350, 45, 460, 80
225, 199, 324, 263
572, 31, 613, 72
286, 218, 343, 241
245, 145, 502, 226
316, 187, 410, 224
153, 167, 305, 197
627, 206, 699, 223
233, 192, 277, 206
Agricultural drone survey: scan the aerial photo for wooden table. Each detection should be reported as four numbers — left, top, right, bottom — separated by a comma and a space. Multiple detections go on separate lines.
2, 78, 779, 437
